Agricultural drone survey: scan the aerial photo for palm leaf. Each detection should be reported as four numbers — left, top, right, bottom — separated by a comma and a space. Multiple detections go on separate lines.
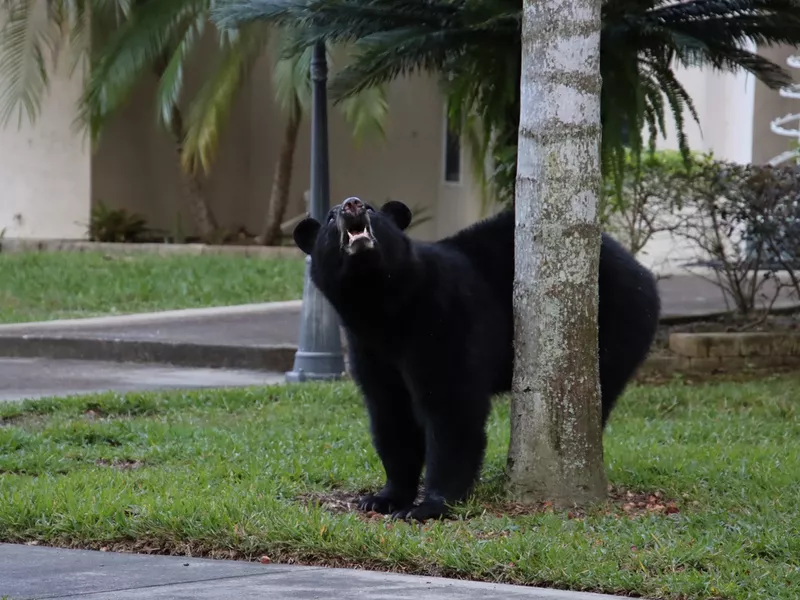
155, 13, 206, 128
271, 27, 314, 120
181, 21, 269, 174
78, 0, 208, 141
271, 31, 389, 142
0, 0, 61, 127
339, 81, 388, 142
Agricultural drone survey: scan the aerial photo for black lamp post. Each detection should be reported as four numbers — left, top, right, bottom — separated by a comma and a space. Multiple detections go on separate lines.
285, 40, 346, 383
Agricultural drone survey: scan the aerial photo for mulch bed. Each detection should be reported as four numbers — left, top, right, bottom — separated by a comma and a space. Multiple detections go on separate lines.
295, 485, 683, 524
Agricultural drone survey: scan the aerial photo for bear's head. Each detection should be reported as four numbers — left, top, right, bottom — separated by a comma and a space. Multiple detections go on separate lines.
293, 197, 414, 289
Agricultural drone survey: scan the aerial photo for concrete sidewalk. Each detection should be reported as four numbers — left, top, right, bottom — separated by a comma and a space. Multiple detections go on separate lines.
0, 274, 797, 372
0, 543, 630, 600
0, 357, 283, 403
0, 302, 302, 372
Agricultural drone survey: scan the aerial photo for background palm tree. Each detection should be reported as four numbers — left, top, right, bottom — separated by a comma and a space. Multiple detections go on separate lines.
260, 30, 387, 245
0, 0, 388, 243
0, 0, 263, 239
212, 0, 800, 205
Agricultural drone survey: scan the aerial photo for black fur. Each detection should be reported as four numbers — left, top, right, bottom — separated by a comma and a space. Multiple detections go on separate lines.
293, 198, 660, 521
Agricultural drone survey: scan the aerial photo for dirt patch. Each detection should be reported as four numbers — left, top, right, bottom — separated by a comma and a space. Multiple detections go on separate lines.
0, 412, 50, 429
470, 486, 681, 521
295, 485, 683, 523
95, 459, 145, 471
0, 414, 24, 427
636, 364, 799, 386
296, 489, 363, 514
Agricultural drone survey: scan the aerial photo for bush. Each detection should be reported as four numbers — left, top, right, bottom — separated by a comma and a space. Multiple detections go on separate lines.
599, 149, 697, 255
88, 202, 149, 243
669, 160, 800, 315
597, 151, 800, 316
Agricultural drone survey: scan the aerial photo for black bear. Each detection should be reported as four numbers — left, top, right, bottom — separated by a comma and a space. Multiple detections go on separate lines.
293, 197, 660, 521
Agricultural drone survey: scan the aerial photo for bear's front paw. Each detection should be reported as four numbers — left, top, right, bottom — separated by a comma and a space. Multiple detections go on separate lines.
357, 493, 412, 515
391, 498, 450, 522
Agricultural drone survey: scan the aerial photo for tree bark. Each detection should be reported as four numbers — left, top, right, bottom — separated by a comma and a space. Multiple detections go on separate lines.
506, 0, 608, 507
167, 104, 219, 241
261, 105, 302, 246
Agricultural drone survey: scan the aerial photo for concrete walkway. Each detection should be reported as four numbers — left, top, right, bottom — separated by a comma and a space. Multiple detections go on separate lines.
0, 543, 629, 600
0, 357, 283, 403
0, 301, 301, 372
0, 274, 797, 373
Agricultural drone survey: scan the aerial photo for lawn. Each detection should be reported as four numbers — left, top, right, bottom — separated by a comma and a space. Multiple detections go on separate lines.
0, 376, 798, 600
0, 252, 306, 324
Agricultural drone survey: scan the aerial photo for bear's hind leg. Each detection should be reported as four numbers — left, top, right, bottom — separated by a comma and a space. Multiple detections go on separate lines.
395, 383, 491, 521
350, 351, 425, 515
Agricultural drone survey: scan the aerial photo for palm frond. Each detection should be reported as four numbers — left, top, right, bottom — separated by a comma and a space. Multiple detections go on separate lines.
155, 13, 207, 128
271, 27, 314, 120
271, 31, 389, 143
212, 0, 472, 38
181, 21, 269, 174
338, 80, 389, 142
0, 0, 61, 127
77, 0, 208, 141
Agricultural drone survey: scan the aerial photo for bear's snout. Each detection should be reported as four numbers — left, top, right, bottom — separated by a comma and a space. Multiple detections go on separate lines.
337, 197, 376, 254
342, 197, 366, 216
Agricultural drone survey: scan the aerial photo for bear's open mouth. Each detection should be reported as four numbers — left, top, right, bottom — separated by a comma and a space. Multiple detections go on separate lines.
338, 213, 376, 254
347, 226, 372, 244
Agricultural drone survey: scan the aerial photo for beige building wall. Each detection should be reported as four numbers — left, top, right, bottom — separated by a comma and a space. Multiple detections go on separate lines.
634, 43, 800, 275
0, 4, 91, 239
653, 43, 800, 167
92, 30, 482, 243
752, 45, 800, 165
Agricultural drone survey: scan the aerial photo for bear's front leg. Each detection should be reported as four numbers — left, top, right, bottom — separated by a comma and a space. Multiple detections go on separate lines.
357, 393, 425, 514
393, 385, 491, 521
349, 350, 425, 515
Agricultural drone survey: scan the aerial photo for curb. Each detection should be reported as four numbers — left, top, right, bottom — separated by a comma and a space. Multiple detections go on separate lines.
0, 300, 303, 333
659, 302, 800, 325
0, 336, 297, 372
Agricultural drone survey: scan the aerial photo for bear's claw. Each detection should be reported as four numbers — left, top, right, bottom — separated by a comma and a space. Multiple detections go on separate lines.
391, 499, 449, 522
358, 493, 412, 515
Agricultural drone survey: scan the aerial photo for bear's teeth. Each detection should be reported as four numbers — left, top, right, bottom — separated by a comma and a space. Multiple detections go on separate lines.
347, 228, 369, 243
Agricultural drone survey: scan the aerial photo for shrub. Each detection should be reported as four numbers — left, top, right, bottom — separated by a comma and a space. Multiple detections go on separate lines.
668, 160, 800, 315
88, 202, 149, 243
599, 149, 698, 255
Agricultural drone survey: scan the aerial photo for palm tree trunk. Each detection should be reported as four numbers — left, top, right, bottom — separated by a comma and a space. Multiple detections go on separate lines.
261, 105, 302, 246
167, 104, 219, 241
506, 0, 607, 507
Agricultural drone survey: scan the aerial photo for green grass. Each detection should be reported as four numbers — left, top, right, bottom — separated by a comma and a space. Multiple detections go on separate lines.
0, 252, 306, 323
1, 377, 798, 599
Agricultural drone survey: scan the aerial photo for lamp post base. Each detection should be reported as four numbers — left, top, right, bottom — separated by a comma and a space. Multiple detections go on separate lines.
285, 256, 346, 383
285, 355, 346, 383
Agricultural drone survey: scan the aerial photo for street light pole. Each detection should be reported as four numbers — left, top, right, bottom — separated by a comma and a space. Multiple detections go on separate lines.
285, 40, 346, 383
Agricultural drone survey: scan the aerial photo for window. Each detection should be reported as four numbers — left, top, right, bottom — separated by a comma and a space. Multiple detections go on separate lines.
620, 118, 631, 148
443, 105, 462, 183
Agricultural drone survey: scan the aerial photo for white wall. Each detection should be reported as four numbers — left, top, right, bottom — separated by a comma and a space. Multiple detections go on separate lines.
633, 50, 758, 275
655, 53, 756, 164
0, 5, 91, 239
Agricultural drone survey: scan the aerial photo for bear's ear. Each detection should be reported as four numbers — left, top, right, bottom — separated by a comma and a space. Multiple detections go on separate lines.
380, 200, 412, 231
293, 217, 321, 255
